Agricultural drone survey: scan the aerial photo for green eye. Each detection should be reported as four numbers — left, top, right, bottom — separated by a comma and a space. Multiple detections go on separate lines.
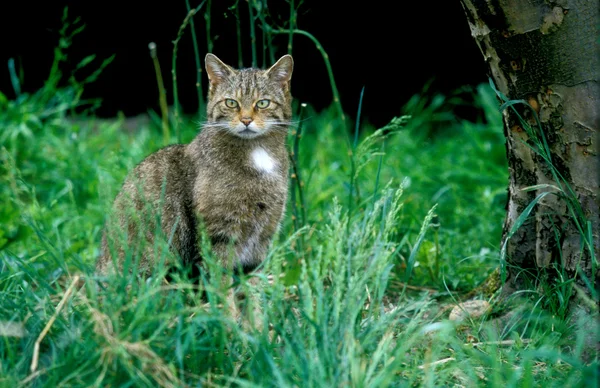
225, 99, 238, 108
256, 99, 270, 109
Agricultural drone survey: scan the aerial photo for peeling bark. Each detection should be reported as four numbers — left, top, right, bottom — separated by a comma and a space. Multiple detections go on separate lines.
460, 0, 599, 298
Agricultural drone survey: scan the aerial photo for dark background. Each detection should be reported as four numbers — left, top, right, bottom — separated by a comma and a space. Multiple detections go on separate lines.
0, 1, 488, 127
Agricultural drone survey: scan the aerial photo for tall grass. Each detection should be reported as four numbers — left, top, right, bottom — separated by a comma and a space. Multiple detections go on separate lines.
2, 80, 596, 386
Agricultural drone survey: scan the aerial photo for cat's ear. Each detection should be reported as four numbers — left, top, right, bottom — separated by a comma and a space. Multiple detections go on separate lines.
266, 55, 293, 84
205, 54, 234, 86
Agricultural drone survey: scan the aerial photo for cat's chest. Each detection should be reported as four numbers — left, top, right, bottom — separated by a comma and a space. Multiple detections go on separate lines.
194, 146, 287, 208
249, 147, 277, 175
224, 146, 284, 183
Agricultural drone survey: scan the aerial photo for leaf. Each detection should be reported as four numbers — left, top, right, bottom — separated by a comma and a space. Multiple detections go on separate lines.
83, 54, 115, 84
404, 204, 437, 285
8, 58, 21, 96
520, 184, 562, 193
499, 99, 529, 113
501, 191, 553, 262
75, 54, 96, 70
488, 77, 509, 103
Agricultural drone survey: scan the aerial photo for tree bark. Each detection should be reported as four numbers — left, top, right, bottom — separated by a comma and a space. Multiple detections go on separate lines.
459, 1, 599, 299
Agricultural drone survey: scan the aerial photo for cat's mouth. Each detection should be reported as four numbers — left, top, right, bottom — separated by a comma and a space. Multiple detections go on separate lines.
237, 128, 260, 138
232, 122, 263, 138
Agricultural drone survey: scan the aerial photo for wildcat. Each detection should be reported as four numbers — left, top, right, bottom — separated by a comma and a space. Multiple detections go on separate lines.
96, 54, 293, 313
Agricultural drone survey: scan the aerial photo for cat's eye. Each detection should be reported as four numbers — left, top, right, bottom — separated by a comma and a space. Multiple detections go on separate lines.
256, 99, 270, 109
225, 99, 239, 108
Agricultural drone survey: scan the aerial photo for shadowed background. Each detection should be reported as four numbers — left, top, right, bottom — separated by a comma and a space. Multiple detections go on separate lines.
0, 1, 487, 127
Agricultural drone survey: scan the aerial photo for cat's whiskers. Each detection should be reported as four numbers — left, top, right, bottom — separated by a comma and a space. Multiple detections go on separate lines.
264, 120, 298, 128
202, 122, 231, 130
203, 121, 296, 135
265, 115, 312, 127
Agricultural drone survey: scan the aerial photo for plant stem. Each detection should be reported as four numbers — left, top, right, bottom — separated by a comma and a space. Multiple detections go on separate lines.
248, 0, 258, 67
204, 0, 213, 53
260, 0, 275, 65
347, 86, 365, 233
294, 103, 307, 226
259, 2, 266, 67
290, 158, 299, 241
287, 0, 294, 55
372, 139, 385, 205
8, 58, 21, 96
172, 3, 206, 143
433, 216, 440, 282
289, 103, 307, 257
186, 0, 205, 118
235, 2, 243, 68
269, 27, 345, 128
149, 42, 170, 144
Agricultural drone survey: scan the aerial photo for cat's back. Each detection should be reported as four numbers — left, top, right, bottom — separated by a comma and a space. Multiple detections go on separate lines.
98, 143, 198, 274
117, 144, 196, 201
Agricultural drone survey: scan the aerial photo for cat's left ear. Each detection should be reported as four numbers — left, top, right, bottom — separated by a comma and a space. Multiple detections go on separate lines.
266, 55, 294, 84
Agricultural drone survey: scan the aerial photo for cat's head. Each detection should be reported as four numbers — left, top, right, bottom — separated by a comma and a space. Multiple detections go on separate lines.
204, 54, 294, 139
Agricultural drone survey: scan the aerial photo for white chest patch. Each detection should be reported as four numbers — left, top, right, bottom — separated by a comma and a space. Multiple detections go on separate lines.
251, 147, 276, 174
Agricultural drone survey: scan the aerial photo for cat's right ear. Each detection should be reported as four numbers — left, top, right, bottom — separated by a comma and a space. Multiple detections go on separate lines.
266, 55, 294, 84
205, 54, 234, 87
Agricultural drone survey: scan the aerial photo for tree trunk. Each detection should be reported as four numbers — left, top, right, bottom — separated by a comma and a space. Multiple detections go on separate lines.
459, 1, 599, 300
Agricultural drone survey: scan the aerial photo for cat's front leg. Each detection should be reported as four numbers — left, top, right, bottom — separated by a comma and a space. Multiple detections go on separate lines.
208, 236, 243, 320
237, 273, 267, 331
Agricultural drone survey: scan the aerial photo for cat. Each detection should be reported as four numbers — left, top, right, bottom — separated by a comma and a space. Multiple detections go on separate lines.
96, 54, 294, 317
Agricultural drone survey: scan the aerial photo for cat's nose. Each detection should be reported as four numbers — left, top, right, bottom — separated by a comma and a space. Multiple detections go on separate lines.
240, 117, 253, 127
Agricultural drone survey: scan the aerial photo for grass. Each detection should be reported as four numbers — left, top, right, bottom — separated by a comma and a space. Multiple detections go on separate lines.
1, 7, 598, 388
1, 81, 597, 387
